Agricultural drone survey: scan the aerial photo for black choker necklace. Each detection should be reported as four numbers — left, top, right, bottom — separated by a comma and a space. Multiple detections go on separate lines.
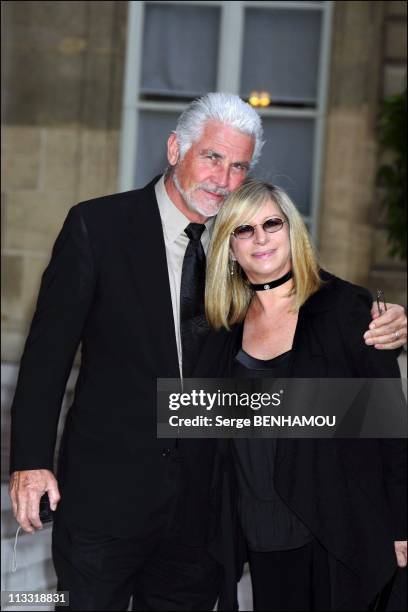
249, 270, 293, 291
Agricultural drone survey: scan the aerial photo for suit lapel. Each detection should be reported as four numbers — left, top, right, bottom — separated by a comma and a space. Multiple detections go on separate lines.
125, 177, 180, 378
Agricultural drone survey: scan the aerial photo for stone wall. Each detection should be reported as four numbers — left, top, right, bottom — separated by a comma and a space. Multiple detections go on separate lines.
368, 0, 407, 306
319, 1, 406, 303
1, 1, 128, 362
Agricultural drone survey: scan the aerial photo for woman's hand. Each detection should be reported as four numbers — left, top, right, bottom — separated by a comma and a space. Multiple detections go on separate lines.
394, 541, 407, 567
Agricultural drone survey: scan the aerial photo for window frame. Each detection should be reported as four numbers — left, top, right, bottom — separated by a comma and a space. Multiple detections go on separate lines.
119, 0, 334, 242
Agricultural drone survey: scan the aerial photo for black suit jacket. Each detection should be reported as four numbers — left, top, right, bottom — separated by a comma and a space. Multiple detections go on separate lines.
196, 272, 407, 610
10, 176, 217, 540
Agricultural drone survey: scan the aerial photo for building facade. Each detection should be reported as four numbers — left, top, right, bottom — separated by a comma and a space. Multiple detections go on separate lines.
2, 1, 406, 365
1, 1, 406, 604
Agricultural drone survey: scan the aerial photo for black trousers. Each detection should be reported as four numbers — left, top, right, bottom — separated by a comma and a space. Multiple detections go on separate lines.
248, 539, 331, 611
52, 509, 222, 611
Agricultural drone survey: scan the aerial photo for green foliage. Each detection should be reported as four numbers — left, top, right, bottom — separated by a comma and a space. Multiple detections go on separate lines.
376, 89, 407, 260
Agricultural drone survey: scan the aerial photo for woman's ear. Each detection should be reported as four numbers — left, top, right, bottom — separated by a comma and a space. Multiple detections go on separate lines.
229, 247, 237, 262
167, 132, 180, 166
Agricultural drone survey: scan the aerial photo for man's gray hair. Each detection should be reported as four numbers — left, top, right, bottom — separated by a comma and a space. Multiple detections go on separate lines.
174, 92, 265, 169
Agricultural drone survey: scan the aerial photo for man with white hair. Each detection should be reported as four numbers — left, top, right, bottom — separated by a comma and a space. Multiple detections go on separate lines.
9, 92, 407, 610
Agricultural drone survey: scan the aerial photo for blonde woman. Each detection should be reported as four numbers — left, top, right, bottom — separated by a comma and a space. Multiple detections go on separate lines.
198, 179, 406, 611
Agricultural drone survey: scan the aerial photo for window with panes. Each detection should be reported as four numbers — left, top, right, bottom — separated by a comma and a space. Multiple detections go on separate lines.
119, 1, 333, 240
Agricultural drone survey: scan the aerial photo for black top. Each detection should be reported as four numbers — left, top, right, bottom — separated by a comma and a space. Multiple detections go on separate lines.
232, 349, 312, 551
233, 347, 291, 377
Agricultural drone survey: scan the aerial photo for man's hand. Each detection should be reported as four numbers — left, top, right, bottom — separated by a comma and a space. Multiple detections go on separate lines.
365, 303, 407, 349
394, 541, 407, 567
9, 469, 60, 533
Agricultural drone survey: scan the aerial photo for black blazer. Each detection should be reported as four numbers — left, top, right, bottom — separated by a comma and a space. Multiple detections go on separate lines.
10, 176, 217, 541
196, 272, 407, 610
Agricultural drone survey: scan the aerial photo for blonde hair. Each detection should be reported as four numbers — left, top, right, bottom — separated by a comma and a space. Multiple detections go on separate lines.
205, 179, 322, 330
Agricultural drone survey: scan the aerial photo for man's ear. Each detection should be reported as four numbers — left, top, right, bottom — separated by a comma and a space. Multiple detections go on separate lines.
167, 132, 180, 166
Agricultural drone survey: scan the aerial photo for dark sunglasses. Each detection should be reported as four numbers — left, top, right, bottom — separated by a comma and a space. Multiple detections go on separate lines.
231, 217, 286, 239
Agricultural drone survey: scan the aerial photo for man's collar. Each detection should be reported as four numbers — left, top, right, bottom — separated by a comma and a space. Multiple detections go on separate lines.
155, 175, 214, 243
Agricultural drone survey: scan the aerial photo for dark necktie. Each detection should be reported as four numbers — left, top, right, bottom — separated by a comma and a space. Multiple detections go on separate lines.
180, 223, 209, 378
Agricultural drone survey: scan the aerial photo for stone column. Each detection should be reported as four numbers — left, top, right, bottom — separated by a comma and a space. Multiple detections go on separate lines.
368, 0, 407, 306
319, 1, 387, 289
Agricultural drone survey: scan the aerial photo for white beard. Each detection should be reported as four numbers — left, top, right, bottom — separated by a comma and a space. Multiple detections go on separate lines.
172, 171, 228, 218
